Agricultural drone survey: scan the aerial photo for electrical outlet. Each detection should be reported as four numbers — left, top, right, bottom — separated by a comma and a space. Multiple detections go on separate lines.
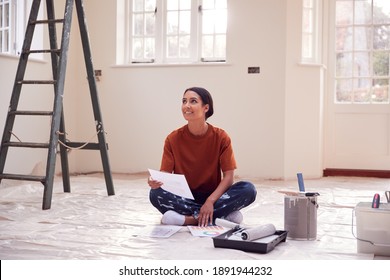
248, 67, 260, 74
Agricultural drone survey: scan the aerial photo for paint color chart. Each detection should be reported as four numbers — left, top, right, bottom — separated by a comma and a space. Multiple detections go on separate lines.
187, 225, 228, 237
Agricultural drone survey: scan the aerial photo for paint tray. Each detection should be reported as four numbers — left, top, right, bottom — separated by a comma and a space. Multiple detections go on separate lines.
212, 229, 288, 254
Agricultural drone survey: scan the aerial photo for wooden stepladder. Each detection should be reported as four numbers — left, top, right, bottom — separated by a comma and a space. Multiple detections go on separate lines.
0, 0, 115, 209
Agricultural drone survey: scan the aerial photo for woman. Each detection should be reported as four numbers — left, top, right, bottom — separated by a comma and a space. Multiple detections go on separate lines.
148, 87, 256, 227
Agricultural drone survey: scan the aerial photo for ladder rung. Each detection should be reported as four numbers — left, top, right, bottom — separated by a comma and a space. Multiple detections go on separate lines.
30, 19, 64, 25
23, 49, 61, 54
65, 142, 102, 150
0, 173, 45, 183
9, 111, 53, 116
17, 80, 56, 85
5, 142, 50, 149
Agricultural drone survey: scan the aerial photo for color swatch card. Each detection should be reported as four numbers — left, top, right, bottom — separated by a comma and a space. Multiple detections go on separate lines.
187, 225, 228, 237
138, 225, 182, 238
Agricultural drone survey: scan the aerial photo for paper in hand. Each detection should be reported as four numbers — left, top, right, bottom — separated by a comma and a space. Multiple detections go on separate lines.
148, 169, 194, 200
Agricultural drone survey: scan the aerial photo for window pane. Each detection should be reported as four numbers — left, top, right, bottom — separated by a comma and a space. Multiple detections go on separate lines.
167, 36, 178, 57
354, 26, 371, 51
373, 25, 390, 50
132, 38, 144, 59
353, 78, 372, 103
373, 0, 390, 24
336, 79, 353, 102
5, 29, 8, 52
336, 52, 353, 77
201, 0, 227, 60
145, 13, 155, 36
134, 0, 144, 12
133, 14, 144, 35
335, 0, 390, 103
303, 9, 313, 33
354, 0, 371, 25
202, 35, 213, 57
179, 35, 190, 57
167, 11, 178, 35
336, 1, 353, 26
145, 0, 156, 11
165, 0, 193, 60
354, 52, 371, 77
133, 0, 156, 12
202, 10, 214, 34
202, 0, 215, 10
215, 9, 227, 33
4, 3, 9, 27
180, 10, 191, 34
1, 5, 3, 28
372, 79, 389, 102
131, 0, 156, 61
167, 0, 179, 10
215, 0, 227, 9
202, 5, 227, 34
145, 37, 155, 58
336, 27, 353, 51
303, 0, 313, 8
373, 51, 390, 75
302, 34, 313, 58
179, 0, 191, 10
214, 34, 226, 57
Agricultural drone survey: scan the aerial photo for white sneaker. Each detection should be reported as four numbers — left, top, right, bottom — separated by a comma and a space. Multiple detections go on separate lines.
161, 210, 185, 226
225, 210, 243, 224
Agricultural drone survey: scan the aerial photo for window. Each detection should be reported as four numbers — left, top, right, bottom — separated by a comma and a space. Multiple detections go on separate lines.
334, 0, 390, 103
302, 0, 320, 63
0, 1, 45, 59
0, 0, 13, 53
0, 0, 27, 56
119, 0, 227, 64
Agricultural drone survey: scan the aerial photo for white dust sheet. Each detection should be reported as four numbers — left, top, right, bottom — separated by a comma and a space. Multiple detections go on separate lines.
0, 173, 389, 260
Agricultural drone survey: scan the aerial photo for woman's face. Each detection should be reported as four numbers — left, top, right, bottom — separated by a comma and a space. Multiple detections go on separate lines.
182, 90, 209, 122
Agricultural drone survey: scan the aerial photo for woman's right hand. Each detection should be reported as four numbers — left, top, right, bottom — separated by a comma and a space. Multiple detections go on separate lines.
147, 176, 163, 189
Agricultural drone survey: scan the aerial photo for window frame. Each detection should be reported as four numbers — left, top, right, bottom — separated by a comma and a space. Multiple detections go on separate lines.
301, 0, 322, 64
0, 0, 14, 54
0, 0, 45, 59
333, 0, 390, 104
119, 0, 227, 65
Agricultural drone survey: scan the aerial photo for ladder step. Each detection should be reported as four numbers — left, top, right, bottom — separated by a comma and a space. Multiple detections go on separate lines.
65, 142, 102, 150
23, 49, 61, 54
17, 80, 56, 85
30, 19, 64, 25
5, 142, 50, 149
0, 173, 45, 183
9, 110, 53, 116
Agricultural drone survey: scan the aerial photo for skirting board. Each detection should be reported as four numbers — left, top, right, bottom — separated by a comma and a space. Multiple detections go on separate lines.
323, 168, 390, 178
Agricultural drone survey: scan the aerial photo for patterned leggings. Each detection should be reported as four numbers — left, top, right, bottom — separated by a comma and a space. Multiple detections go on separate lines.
149, 181, 257, 221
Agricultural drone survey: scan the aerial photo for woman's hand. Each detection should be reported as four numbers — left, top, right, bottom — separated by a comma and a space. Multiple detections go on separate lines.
198, 199, 214, 227
147, 176, 163, 189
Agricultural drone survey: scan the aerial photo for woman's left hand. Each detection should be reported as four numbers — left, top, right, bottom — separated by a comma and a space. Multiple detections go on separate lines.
198, 200, 214, 227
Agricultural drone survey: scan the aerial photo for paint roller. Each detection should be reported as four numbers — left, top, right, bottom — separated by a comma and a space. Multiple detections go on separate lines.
241, 224, 276, 241
215, 218, 276, 241
215, 218, 240, 229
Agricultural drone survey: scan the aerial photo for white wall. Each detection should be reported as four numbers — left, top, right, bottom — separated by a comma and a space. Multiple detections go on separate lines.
0, 55, 53, 175
284, 1, 325, 179
0, 0, 326, 180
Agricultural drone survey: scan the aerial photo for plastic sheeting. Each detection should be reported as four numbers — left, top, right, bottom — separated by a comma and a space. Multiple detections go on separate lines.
1, 173, 389, 260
